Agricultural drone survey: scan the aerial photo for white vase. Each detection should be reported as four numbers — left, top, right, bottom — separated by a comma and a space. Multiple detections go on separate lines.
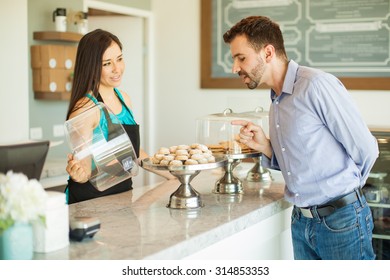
0, 222, 33, 260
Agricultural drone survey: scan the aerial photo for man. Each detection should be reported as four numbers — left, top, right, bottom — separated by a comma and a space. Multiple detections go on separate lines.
223, 16, 379, 259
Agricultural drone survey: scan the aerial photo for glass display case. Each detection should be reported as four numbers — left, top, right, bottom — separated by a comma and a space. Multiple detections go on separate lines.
364, 129, 390, 260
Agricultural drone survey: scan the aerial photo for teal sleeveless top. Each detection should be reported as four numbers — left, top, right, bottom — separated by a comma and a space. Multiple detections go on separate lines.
86, 88, 137, 139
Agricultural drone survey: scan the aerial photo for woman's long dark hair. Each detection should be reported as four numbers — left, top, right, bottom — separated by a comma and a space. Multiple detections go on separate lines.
66, 29, 122, 120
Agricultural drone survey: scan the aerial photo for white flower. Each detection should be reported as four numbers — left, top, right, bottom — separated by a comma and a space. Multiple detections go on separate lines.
0, 171, 47, 232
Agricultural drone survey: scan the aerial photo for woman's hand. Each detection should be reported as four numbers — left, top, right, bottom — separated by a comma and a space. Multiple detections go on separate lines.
66, 153, 90, 183
231, 120, 272, 159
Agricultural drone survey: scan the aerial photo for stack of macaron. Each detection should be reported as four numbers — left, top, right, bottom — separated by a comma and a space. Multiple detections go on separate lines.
150, 143, 216, 166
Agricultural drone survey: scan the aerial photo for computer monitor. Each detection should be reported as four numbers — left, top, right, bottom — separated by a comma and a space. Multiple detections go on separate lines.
0, 140, 50, 180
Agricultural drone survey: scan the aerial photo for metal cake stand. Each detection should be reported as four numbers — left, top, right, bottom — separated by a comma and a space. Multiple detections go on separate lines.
246, 155, 273, 182
214, 152, 261, 195
142, 155, 227, 209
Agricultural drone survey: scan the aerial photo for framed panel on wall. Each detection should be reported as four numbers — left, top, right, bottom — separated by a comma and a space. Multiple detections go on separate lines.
201, 0, 390, 90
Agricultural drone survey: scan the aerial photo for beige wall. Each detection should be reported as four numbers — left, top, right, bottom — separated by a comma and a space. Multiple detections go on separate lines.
0, 0, 29, 143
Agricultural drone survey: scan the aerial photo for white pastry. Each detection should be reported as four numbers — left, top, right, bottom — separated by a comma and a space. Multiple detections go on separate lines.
207, 156, 216, 163
169, 146, 178, 153
176, 149, 189, 156
197, 158, 208, 164
197, 144, 209, 152
185, 159, 198, 165
190, 143, 200, 149
202, 151, 213, 158
177, 144, 190, 150
160, 159, 170, 166
163, 155, 175, 161
169, 160, 183, 166
191, 154, 205, 161
158, 147, 170, 155
189, 149, 202, 155
175, 155, 189, 161
154, 153, 164, 160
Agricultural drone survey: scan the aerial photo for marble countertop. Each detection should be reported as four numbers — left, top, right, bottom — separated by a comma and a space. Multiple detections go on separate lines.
34, 164, 290, 260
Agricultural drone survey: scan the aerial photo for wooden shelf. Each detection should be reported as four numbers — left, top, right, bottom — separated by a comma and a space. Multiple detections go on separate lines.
33, 31, 82, 42
32, 31, 79, 101
34, 92, 71, 101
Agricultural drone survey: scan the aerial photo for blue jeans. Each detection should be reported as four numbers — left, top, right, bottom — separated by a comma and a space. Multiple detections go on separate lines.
291, 191, 375, 260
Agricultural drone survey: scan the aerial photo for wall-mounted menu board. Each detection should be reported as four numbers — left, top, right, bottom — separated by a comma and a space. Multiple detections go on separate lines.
201, 0, 390, 90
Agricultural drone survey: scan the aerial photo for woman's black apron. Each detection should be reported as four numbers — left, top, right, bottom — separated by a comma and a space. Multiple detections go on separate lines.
66, 94, 140, 204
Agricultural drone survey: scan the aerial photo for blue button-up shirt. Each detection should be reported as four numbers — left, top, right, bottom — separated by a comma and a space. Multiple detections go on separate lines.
262, 60, 378, 207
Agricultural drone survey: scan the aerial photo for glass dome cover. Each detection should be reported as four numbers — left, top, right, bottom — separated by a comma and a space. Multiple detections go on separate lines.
196, 108, 268, 155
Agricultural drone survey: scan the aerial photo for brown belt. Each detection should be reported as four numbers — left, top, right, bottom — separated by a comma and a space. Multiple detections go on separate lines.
297, 188, 363, 218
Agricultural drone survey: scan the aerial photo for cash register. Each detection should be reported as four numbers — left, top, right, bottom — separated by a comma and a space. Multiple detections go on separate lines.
0, 140, 50, 180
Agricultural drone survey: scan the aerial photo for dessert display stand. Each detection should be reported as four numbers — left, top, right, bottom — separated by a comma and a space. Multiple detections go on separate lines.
142, 155, 227, 209
214, 152, 261, 195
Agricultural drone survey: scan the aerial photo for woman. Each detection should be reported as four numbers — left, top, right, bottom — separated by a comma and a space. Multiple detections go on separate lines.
65, 29, 169, 204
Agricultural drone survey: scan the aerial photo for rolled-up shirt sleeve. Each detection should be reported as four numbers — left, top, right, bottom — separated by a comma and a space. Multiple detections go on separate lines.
261, 150, 281, 171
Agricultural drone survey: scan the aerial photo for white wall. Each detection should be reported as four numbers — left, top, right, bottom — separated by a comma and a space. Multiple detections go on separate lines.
0, 0, 29, 143
184, 207, 294, 260
151, 0, 390, 153
350, 90, 390, 128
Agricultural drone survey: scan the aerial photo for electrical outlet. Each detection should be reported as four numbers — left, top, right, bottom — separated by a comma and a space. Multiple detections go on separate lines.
30, 127, 43, 140
53, 124, 65, 137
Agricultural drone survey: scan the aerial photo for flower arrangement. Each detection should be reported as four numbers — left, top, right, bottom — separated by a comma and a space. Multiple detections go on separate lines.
0, 171, 47, 233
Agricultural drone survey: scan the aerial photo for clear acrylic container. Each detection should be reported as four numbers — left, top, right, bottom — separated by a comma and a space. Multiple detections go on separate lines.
196, 108, 268, 155
64, 102, 138, 191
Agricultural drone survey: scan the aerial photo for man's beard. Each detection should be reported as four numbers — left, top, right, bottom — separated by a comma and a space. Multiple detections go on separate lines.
241, 58, 265, 90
